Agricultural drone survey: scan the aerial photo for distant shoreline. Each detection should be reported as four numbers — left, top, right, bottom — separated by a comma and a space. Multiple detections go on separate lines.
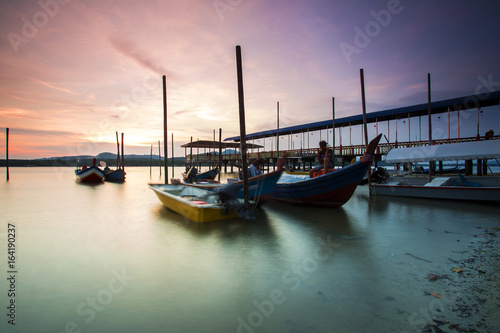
0, 158, 187, 167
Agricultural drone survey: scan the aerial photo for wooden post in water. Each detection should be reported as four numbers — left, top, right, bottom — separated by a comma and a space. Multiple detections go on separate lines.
163, 75, 168, 184
190, 136, 193, 169
218, 128, 222, 181
150, 144, 153, 177
277, 101, 280, 161
332, 97, 335, 168
158, 140, 161, 177
427, 73, 435, 178
116, 131, 120, 169
121, 133, 124, 173
360, 69, 369, 149
6, 128, 9, 181
171, 133, 174, 179
235, 45, 249, 205
359, 69, 371, 193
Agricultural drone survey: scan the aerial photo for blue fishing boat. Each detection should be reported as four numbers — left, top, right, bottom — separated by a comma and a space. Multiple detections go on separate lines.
183, 167, 219, 183
104, 131, 126, 183
104, 168, 126, 182
270, 134, 382, 207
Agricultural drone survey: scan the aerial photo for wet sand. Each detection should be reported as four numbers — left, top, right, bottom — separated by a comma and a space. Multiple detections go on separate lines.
413, 226, 500, 333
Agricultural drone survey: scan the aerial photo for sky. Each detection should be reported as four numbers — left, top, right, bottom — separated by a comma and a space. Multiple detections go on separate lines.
1, 0, 500, 159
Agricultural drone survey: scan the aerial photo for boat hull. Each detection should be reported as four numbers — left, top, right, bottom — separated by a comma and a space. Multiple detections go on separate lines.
104, 169, 126, 182
185, 170, 282, 206
195, 168, 219, 181
75, 166, 105, 183
371, 180, 500, 203
150, 184, 238, 222
270, 161, 368, 207
270, 134, 381, 207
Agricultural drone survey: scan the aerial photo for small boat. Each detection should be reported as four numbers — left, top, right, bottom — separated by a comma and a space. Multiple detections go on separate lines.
186, 169, 283, 206
104, 168, 126, 182
152, 163, 284, 222
104, 131, 126, 182
150, 184, 238, 222
370, 139, 500, 202
269, 134, 382, 207
75, 165, 105, 183
183, 167, 219, 183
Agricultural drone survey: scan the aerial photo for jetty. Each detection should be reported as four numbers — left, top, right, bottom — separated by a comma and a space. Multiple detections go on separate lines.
183, 90, 500, 175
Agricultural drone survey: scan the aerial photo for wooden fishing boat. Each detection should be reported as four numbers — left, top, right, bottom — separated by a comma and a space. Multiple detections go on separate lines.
269, 134, 382, 207
183, 167, 219, 183
104, 168, 126, 182
150, 184, 238, 222
104, 131, 126, 182
370, 139, 500, 202
75, 165, 105, 183
186, 169, 283, 206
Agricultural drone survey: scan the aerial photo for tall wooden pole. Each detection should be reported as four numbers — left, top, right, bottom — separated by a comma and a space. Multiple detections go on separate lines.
116, 131, 120, 169
218, 128, 222, 181
6, 128, 9, 181
190, 136, 193, 168
171, 133, 174, 179
236, 45, 249, 204
150, 144, 153, 177
163, 75, 168, 184
427, 73, 434, 178
332, 97, 335, 168
360, 69, 371, 193
360, 69, 368, 149
158, 140, 161, 177
121, 133, 124, 173
277, 101, 280, 159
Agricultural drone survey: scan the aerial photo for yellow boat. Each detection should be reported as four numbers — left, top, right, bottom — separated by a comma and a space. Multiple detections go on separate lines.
149, 184, 238, 222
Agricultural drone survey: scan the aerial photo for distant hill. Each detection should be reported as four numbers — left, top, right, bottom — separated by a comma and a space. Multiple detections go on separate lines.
0, 153, 187, 167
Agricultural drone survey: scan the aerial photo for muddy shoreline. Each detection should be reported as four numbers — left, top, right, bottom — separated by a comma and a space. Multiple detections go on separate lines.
417, 227, 500, 333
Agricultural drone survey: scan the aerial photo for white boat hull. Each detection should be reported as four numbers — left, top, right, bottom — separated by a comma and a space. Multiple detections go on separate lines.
370, 176, 500, 203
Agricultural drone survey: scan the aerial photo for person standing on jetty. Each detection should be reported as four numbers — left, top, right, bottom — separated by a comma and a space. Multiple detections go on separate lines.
309, 140, 333, 178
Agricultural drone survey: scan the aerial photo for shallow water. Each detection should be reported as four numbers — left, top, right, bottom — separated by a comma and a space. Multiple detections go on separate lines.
1, 167, 499, 332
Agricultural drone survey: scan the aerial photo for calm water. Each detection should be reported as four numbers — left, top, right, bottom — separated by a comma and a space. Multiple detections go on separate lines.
1, 167, 499, 333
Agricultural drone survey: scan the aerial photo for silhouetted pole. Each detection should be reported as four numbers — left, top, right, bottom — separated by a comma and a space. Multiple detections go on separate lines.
427, 73, 434, 178
171, 133, 174, 179
360, 69, 371, 193
218, 128, 222, 181
121, 133, 124, 173
158, 140, 161, 177
332, 97, 335, 168
6, 128, 9, 181
360, 69, 368, 148
116, 131, 120, 169
163, 75, 168, 184
277, 101, 280, 159
150, 144, 153, 177
236, 45, 249, 204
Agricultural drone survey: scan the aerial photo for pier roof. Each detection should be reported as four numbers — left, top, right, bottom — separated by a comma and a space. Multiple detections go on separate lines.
181, 140, 263, 149
225, 90, 500, 142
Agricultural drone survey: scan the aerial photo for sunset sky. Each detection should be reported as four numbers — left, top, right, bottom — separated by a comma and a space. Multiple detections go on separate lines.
1, 0, 499, 159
